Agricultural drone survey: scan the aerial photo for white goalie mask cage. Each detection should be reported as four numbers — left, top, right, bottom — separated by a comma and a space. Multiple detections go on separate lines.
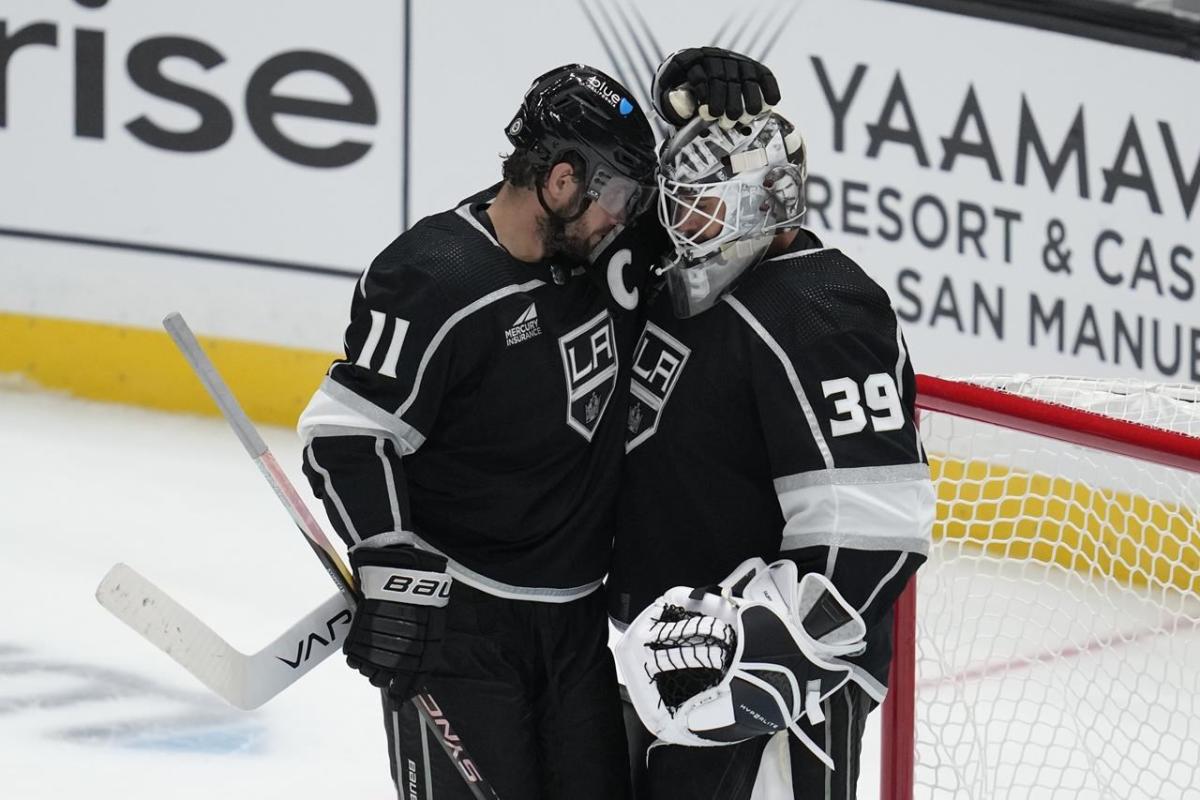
657, 113, 807, 317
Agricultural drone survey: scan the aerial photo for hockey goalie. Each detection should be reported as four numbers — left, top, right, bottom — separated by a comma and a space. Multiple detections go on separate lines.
610, 105, 935, 799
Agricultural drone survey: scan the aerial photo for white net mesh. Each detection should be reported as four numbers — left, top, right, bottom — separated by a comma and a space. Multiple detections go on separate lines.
912, 375, 1200, 799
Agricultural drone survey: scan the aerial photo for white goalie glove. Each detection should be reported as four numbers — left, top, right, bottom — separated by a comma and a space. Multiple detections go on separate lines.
616, 558, 867, 769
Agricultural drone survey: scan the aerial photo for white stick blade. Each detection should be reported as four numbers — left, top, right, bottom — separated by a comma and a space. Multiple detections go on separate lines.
97, 563, 252, 707
96, 563, 351, 710
240, 589, 353, 708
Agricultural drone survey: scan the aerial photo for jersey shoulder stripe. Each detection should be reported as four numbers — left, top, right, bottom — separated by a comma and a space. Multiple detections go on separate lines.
327, 193, 547, 438
393, 278, 544, 419
723, 294, 835, 470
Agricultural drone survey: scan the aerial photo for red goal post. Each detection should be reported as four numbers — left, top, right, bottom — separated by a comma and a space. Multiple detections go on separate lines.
882, 374, 1200, 800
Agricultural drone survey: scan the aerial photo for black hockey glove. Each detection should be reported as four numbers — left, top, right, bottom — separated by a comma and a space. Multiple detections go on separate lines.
345, 544, 451, 701
652, 47, 782, 128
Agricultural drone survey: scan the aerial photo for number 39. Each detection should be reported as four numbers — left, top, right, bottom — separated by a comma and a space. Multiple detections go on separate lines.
820, 373, 904, 437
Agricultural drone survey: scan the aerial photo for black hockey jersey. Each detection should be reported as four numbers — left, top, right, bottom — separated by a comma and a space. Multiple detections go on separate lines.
607, 233, 934, 692
299, 188, 660, 601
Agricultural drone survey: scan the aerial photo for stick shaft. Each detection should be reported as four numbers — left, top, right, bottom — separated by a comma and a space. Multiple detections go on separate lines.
163, 312, 355, 600
163, 312, 500, 800
162, 311, 268, 459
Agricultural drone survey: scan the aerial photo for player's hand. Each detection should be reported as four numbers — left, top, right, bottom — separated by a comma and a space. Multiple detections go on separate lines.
652, 47, 781, 129
345, 544, 451, 701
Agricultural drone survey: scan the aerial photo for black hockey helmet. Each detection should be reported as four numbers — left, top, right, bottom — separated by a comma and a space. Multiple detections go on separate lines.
506, 64, 657, 222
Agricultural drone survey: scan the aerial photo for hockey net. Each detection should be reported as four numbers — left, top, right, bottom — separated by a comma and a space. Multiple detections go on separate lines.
882, 375, 1200, 800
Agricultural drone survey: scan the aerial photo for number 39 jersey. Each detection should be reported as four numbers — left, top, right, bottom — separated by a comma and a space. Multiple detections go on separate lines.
608, 238, 935, 692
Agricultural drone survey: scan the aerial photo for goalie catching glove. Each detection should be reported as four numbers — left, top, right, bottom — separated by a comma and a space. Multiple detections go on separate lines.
652, 47, 782, 129
346, 544, 451, 700
615, 558, 866, 769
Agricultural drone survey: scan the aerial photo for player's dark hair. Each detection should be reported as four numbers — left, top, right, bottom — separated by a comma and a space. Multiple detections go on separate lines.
502, 148, 586, 190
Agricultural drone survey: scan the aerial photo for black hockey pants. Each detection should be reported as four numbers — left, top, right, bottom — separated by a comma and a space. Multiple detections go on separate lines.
625, 682, 876, 800
383, 582, 630, 800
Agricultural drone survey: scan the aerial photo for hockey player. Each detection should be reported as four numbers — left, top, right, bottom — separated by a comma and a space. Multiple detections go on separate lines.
297, 54, 781, 800
610, 111, 935, 799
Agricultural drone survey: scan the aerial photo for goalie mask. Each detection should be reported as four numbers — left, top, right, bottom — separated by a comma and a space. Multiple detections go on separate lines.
615, 558, 868, 769
657, 113, 807, 317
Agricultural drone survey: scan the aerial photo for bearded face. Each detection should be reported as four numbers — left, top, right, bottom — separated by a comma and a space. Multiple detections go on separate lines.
539, 182, 622, 264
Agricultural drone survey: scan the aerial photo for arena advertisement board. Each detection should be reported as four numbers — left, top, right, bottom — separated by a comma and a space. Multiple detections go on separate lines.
0, 0, 403, 349
412, 0, 1200, 384
2, 0, 1198, 416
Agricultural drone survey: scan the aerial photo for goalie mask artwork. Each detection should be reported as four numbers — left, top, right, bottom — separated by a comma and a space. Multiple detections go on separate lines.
615, 558, 868, 768
656, 112, 807, 317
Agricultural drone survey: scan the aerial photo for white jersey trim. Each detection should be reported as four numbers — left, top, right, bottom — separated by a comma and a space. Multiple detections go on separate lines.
454, 202, 503, 249
890, 306, 926, 462
298, 377, 425, 453
761, 245, 832, 264
375, 438, 404, 533
774, 463, 930, 492
775, 469, 934, 556
395, 278, 546, 419
357, 531, 603, 603
891, 310, 908, 408
304, 442, 361, 544
845, 663, 887, 702
723, 295, 834, 470
857, 552, 910, 616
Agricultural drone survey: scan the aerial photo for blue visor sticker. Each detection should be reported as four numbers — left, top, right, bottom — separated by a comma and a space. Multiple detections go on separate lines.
619, 98, 634, 117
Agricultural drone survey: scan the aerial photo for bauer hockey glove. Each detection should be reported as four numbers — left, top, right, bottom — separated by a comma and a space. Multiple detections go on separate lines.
616, 558, 867, 769
346, 544, 452, 700
652, 47, 782, 129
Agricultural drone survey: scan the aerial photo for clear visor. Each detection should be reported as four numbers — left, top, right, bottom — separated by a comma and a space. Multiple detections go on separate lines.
587, 169, 654, 222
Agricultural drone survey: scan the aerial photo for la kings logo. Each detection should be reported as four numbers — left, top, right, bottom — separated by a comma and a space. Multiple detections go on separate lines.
558, 310, 618, 441
627, 322, 690, 452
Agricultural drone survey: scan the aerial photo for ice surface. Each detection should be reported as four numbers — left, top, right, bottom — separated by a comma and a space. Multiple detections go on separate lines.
0, 382, 392, 799
0, 381, 891, 798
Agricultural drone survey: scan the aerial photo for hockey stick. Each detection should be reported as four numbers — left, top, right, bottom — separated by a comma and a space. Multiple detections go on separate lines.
97, 563, 351, 710
97, 312, 499, 800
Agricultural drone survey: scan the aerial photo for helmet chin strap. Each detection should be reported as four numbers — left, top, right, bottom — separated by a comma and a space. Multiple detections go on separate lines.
536, 182, 591, 224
